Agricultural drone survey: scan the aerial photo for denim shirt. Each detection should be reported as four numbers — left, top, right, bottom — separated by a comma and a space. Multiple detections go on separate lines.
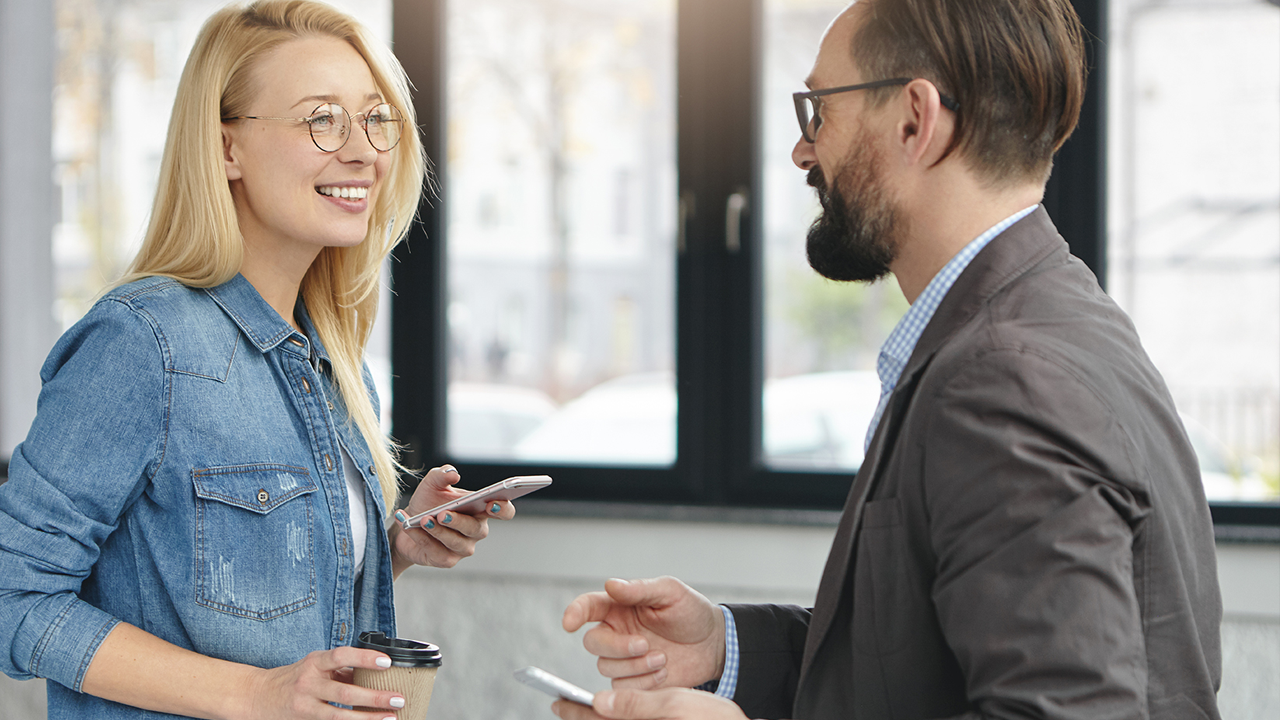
0, 274, 396, 719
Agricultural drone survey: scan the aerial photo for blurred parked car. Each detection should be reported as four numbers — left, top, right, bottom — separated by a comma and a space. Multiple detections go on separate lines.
1180, 413, 1273, 501
511, 371, 882, 470
448, 382, 557, 459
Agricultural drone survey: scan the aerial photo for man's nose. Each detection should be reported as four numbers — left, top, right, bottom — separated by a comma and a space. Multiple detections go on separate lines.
792, 134, 817, 170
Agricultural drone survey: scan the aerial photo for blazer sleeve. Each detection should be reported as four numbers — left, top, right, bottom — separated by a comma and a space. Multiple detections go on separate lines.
723, 603, 810, 720
920, 347, 1153, 719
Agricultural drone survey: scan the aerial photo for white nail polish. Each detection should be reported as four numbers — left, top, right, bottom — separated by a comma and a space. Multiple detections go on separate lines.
376, 656, 392, 668
390, 697, 406, 708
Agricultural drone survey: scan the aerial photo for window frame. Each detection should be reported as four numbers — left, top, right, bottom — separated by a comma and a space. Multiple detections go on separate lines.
388, 0, 1279, 535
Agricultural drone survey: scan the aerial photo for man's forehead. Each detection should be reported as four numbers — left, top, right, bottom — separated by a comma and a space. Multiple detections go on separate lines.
806, 2, 866, 88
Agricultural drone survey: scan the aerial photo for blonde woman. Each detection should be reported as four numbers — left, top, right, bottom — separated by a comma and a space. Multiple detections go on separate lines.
0, 2, 512, 717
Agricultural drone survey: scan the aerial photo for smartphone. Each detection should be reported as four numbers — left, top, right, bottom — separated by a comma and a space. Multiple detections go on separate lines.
398, 475, 552, 530
513, 666, 595, 707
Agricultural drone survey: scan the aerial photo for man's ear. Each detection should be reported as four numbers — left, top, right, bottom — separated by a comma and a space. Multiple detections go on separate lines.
895, 79, 953, 168
222, 124, 243, 181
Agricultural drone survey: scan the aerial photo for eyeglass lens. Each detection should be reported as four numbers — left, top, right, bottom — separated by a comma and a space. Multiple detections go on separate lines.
796, 97, 820, 143
307, 103, 403, 152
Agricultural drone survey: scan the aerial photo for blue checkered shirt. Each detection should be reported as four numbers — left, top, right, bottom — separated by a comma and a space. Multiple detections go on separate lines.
696, 606, 739, 698
863, 205, 1039, 453
715, 205, 1038, 700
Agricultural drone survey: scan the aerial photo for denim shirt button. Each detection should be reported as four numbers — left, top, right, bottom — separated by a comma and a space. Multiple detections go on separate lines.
257, 489, 270, 504
288, 337, 304, 347
368, 465, 375, 475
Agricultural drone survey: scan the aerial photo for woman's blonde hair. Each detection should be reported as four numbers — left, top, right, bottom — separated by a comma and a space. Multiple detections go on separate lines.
120, 0, 426, 513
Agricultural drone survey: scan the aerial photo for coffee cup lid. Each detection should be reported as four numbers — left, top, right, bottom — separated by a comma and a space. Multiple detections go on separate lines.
356, 631, 443, 667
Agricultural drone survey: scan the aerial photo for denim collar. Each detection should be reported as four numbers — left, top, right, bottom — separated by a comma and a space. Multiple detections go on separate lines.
204, 273, 331, 366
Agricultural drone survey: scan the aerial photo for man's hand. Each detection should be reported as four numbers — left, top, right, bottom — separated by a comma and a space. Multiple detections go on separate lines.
551, 688, 749, 720
562, 577, 725, 690
389, 465, 515, 575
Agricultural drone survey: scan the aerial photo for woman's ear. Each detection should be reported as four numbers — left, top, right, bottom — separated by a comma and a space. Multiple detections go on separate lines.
222, 124, 243, 181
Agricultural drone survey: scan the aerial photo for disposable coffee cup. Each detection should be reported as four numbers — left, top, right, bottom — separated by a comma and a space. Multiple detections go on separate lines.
352, 631, 443, 719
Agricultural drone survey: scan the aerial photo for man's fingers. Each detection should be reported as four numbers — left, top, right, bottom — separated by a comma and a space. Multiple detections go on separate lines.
596, 688, 712, 719
603, 576, 685, 611
564, 591, 618, 632
552, 699, 604, 720
595, 652, 666, 682
582, 623, 649, 660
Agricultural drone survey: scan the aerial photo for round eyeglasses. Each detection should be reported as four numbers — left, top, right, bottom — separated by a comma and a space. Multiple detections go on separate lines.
222, 102, 404, 153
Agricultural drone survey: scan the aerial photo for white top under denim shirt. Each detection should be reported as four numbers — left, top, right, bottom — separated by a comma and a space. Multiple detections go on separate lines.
0, 274, 395, 719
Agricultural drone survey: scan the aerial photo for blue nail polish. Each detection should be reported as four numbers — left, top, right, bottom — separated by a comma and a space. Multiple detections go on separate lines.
442, 513, 453, 524
425, 519, 435, 529
491, 503, 501, 514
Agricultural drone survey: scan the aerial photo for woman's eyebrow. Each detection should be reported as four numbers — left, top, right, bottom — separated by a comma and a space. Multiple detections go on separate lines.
291, 92, 383, 109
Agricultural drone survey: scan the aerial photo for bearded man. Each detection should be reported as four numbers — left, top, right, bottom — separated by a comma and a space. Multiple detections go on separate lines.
554, 1, 1223, 718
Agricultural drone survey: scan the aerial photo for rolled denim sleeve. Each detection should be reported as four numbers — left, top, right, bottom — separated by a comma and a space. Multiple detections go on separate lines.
0, 298, 166, 690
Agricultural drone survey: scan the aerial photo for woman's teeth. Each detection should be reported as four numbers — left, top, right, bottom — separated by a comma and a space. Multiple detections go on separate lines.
317, 186, 368, 199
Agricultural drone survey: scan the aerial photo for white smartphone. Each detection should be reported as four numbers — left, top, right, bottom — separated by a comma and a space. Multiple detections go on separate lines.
513, 666, 595, 707
398, 475, 552, 530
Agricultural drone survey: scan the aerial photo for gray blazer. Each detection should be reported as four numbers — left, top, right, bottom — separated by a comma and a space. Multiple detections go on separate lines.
729, 208, 1222, 720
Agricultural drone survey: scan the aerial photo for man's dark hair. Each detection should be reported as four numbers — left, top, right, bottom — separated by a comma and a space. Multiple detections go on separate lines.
852, 0, 1086, 185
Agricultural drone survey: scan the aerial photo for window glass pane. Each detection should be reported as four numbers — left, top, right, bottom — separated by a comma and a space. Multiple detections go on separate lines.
1108, 0, 1280, 500
761, 0, 906, 472
444, 0, 677, 465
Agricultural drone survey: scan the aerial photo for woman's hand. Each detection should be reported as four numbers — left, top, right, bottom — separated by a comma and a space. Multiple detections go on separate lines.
242, 646, 406, 720
389, 465, 516, 575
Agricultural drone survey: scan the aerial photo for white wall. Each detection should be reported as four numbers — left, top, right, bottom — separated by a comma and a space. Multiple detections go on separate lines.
1, 513, 1275, 719
0, 0, 57, 462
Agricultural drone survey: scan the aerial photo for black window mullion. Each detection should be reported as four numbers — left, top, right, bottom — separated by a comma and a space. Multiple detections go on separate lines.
1042, 0, 1108, 283
391, 0, 447, 492
676, 0, 760, 505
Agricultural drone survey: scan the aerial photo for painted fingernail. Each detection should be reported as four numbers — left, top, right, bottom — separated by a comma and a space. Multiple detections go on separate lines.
490, 503, 501, 514
442, 513, 453, 524
425, 519, 435, 530
393, 510, 406, 522
390, 697, 406, 708
442, 465, 458, 474
376, 656, 392, 668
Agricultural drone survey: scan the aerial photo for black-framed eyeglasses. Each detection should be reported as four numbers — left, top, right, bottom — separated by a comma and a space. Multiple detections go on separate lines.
222, 102, 404, 153
793, 78, 959, 143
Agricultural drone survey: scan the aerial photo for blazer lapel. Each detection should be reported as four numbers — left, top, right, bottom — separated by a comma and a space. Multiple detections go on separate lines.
797, 361, 929, 680
793, 207, 1067, 696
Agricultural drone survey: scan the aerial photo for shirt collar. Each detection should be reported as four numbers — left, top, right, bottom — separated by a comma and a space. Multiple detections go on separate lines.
875, 204, 1040, 393
204, 273, 329, 364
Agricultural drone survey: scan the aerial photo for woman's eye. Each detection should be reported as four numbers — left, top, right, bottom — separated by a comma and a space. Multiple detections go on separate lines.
308, 114, 335, 128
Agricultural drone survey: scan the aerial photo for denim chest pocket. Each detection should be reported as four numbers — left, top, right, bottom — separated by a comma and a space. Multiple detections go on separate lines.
192, 464, 318, 620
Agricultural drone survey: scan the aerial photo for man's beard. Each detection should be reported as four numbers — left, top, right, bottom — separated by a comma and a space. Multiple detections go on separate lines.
804, 140, 901, 283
